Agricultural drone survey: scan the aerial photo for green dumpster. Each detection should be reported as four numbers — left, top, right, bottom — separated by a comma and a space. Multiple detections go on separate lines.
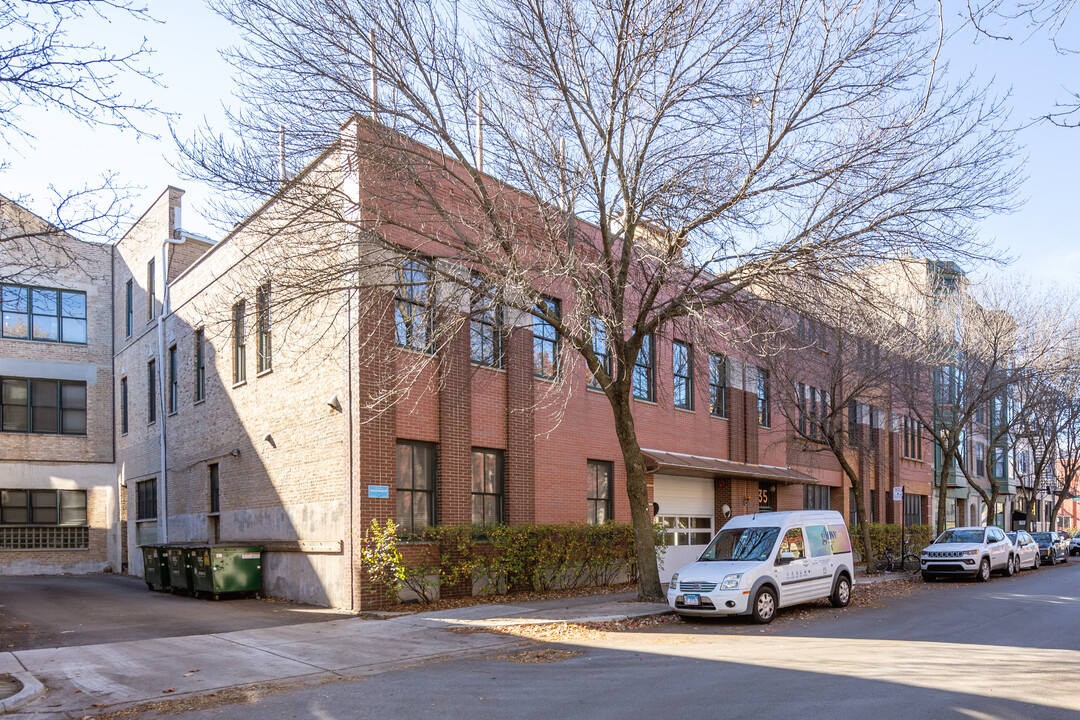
141, 545, 170, 591
190, 545, 263, 600
166, 545, 196, 594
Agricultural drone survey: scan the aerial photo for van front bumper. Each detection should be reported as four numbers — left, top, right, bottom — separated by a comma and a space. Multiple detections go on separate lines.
667, 587, 750, 616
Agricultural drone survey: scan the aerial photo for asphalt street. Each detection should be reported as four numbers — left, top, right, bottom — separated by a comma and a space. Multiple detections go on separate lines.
149, 562, 1080, 720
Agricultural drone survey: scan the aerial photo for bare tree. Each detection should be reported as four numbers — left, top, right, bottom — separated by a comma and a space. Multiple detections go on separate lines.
0, 0, 158, 258
895, 274, 1078, 533
758, 284, 931, 573
181, 0, 1021, 600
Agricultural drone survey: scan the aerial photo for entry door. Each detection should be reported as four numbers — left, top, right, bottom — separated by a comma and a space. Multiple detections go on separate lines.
653, 475, 715, 583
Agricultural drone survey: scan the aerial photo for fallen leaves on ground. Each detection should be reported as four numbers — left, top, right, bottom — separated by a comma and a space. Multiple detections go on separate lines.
494, 648, 584, 663
383, 582, 640, 614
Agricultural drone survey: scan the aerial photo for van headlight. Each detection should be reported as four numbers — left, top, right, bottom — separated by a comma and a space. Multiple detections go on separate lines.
669, 573, 679, 590
720, 573, 743, 590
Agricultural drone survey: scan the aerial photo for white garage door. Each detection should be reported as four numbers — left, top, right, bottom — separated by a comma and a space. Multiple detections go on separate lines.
653, 475, 715, 583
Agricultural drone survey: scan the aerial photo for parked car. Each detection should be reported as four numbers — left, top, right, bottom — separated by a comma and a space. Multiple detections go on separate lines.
1006, 531, 1040, 571
667, 510, 854, 624
1070, 534, 1080, 556
920, 526, 1014, 582
1031, 532, 1069, 565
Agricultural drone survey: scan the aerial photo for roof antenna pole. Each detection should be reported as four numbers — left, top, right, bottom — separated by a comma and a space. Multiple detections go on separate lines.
370, 28, 378, 123
278, 124, 286, 186
475, 91, 483, 173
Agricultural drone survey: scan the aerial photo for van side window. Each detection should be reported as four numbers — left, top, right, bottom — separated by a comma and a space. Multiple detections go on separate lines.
806, 525, 834, 557
778, 528, 805, 560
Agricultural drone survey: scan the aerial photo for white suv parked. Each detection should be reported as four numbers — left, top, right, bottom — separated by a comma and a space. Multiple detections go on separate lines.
921, 526, 1015, 582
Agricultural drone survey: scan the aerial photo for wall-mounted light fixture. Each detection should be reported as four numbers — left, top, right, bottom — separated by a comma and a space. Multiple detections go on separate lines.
326, 393, 342, 412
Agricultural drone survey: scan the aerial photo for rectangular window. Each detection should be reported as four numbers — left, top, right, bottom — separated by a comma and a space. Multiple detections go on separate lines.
0, 284, 86, 344
672, 340, 692, 410
633, 334, 655, 401
394, 258, 433, 352
756, 367, 770, 427
902, 416, 922, 460
125, 279, 133, 337
804, 484, 830, 510
708, 354, 727, 417
976, 443, 985, 477
533, 296, 560, 379
194, 329, 206, 402
0, 377, 85, 435
992, 446, 1006, 478
904, 493, 923, 526
232, 300, 246, 384
147, 359, 157, 423
588, 316, 611, 388
257, 283, 272, 373
0, 489, 86, 526
847, 401, 858, 447
868, 406, 878, 451
167, 345, 178, 414
209, 463, 220, 514
136, 479, 157, 520
869, 489, 877, 523
396, 441, 435, 532
470, 279, 503, 368
147, 258, 156, 321
471, 448, 504, 526
120, 377, 128, 435
587, 460, 613, 524
849, 489, 859, 528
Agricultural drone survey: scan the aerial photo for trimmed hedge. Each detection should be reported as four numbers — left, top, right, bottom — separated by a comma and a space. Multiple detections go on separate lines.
359, 520, 667, 603
850, 522, 935, 561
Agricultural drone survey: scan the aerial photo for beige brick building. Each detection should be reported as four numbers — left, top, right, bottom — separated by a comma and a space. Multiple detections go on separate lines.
0, 195, 119, 573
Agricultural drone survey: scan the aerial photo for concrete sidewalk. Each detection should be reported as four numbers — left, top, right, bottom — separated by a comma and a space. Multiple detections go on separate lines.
1, 593, 670, 718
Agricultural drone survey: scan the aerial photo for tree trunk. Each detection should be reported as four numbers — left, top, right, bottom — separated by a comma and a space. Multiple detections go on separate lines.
834, 447, 875, 574
936, 450, 952, 535
610, 394, 664, 601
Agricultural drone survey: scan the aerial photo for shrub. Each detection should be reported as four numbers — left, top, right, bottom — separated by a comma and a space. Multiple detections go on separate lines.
851, 522, 934, 561
364, 520, 668, 603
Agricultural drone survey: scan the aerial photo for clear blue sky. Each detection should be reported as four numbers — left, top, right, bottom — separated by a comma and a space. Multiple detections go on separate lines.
2, 2, 1077, 285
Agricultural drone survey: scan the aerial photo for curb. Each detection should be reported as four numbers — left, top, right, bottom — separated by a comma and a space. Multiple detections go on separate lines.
0, 671, 45, 715
854, 572, 919, 585
471, 607, 674, 628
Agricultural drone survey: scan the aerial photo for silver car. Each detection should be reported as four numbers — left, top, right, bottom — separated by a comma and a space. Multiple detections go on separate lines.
1006, 531, 1040, 571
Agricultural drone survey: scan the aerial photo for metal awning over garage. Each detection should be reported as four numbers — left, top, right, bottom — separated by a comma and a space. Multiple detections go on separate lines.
641, 449, 817, 484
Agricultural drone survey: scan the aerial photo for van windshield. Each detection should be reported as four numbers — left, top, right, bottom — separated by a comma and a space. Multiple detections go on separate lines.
699, 527, 781, 562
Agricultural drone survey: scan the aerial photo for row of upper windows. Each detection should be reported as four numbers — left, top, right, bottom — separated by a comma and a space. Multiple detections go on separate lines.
396, 441, 614, 532
118, 285, 272, 434
1, 283, 87, 344
392, 260, 773, 426
122, 259, 157, 338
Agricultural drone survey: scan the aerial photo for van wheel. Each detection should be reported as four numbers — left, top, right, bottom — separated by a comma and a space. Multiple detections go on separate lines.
975, 558, 991, 582
830, 575, 851, 608
751, 586, 777, 624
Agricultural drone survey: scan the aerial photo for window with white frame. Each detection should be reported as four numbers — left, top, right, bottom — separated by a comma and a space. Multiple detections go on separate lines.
902, 416, 922, 460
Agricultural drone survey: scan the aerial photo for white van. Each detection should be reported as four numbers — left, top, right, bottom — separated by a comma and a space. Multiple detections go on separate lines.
667, 510, 854, 624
